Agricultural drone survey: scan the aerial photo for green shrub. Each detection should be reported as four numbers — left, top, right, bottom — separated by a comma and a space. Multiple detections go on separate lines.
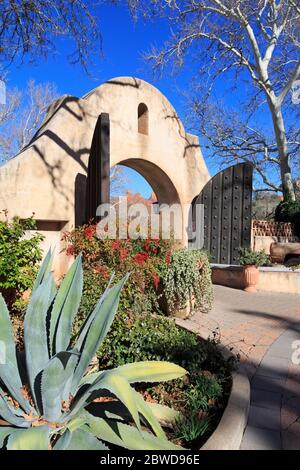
141, 326, 234, 449
0, 213, 44, 309
75, 284, 234, 381
96, 309, 235, 387
98, 313, 202, 368
239, 248, 270, 266
161, 249, 213, 313
275, 200, 300, 238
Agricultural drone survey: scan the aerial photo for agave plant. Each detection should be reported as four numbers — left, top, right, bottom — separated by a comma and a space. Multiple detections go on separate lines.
0, 250, 186, 450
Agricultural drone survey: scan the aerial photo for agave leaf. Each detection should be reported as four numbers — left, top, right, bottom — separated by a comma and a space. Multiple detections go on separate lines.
113, 361, 187, 384
53, 429, 72, 450
86, 391, 166, 439
83, 413, 183, 450
0, 294, 31, 412
87, 401, 180, 431
69, 371, 141, 430
80, 361, 187, 387
79, 372, 101, 386
0, 383, 26, 418
6, 426, 50, 450
66, 415, 86, 433
50, 255, 83, 355
56, 428, 108, 450
146, 402, 181, 425
74, 274, 114, 352
0, 394, 30, 428
70, 373, 166, 441
0, 427, 15, 448
133, 391, 165, 439
41, 351, 80, 422
80, 414, 127, 448
32, 249, 54, 293
24, 274, 55, 407
71, 275, 128, 394
113, 422, 183, 450
61, 354, 80, 402
81, 359, 187, 389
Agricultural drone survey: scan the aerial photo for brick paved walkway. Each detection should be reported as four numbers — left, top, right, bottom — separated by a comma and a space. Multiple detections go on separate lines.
176, 285, 300, 450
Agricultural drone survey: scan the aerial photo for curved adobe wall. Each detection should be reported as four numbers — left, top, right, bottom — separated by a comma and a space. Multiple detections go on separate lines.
0, 77, 210, 273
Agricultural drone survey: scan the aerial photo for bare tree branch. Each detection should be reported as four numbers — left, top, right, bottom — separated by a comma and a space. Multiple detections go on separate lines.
0, 80, 58, 163
0, 0, 103, 75
128, 0, 300, 200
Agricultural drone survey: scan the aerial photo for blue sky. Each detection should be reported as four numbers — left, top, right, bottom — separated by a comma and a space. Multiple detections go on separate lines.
5, 3, 196, 197
7, 3, 189, 113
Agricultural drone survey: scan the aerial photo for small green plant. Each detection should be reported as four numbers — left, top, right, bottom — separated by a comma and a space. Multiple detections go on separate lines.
173, 414, 212, 445
169, 372, 224, 447
0, 213, 44, 308
183, 374, 223, 413
161, 249, 213, 314
0, 251, 186, 450
239, 248, 270, 267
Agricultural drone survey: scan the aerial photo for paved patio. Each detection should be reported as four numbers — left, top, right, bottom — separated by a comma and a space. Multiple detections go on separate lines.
176, 285, 300, 450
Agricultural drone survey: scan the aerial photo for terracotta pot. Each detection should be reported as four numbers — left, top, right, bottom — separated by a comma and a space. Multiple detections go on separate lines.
242, 265, 259, 293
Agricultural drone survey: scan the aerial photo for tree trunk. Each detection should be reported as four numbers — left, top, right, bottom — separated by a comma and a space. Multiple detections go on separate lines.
268, 98, 296, 201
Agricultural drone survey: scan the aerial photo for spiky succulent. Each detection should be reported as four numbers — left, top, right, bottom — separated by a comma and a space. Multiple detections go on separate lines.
0, 251, 186, 450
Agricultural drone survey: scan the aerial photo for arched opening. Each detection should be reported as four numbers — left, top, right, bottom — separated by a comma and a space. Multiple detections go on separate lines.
110, 164, 158, 216
138, 103, 149, 135
117, 158, 180, 206
110, 159, 182, 240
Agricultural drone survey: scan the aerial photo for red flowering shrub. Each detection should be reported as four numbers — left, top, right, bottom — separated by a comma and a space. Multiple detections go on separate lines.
63, 223, 173, 319
133, 252, 149, 265
64, 223, 212, 321
83, 225, 96, 240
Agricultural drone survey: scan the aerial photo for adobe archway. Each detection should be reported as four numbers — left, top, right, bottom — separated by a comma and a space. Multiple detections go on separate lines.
0, 76, 210, 274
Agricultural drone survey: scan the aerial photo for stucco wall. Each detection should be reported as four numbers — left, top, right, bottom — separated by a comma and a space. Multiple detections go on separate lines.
0, 77, 210, 276
0, 77, 210, 221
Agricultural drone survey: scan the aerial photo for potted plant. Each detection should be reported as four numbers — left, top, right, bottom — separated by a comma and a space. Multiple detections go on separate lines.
160, 249, 213, 318
239, 248, 270, 293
